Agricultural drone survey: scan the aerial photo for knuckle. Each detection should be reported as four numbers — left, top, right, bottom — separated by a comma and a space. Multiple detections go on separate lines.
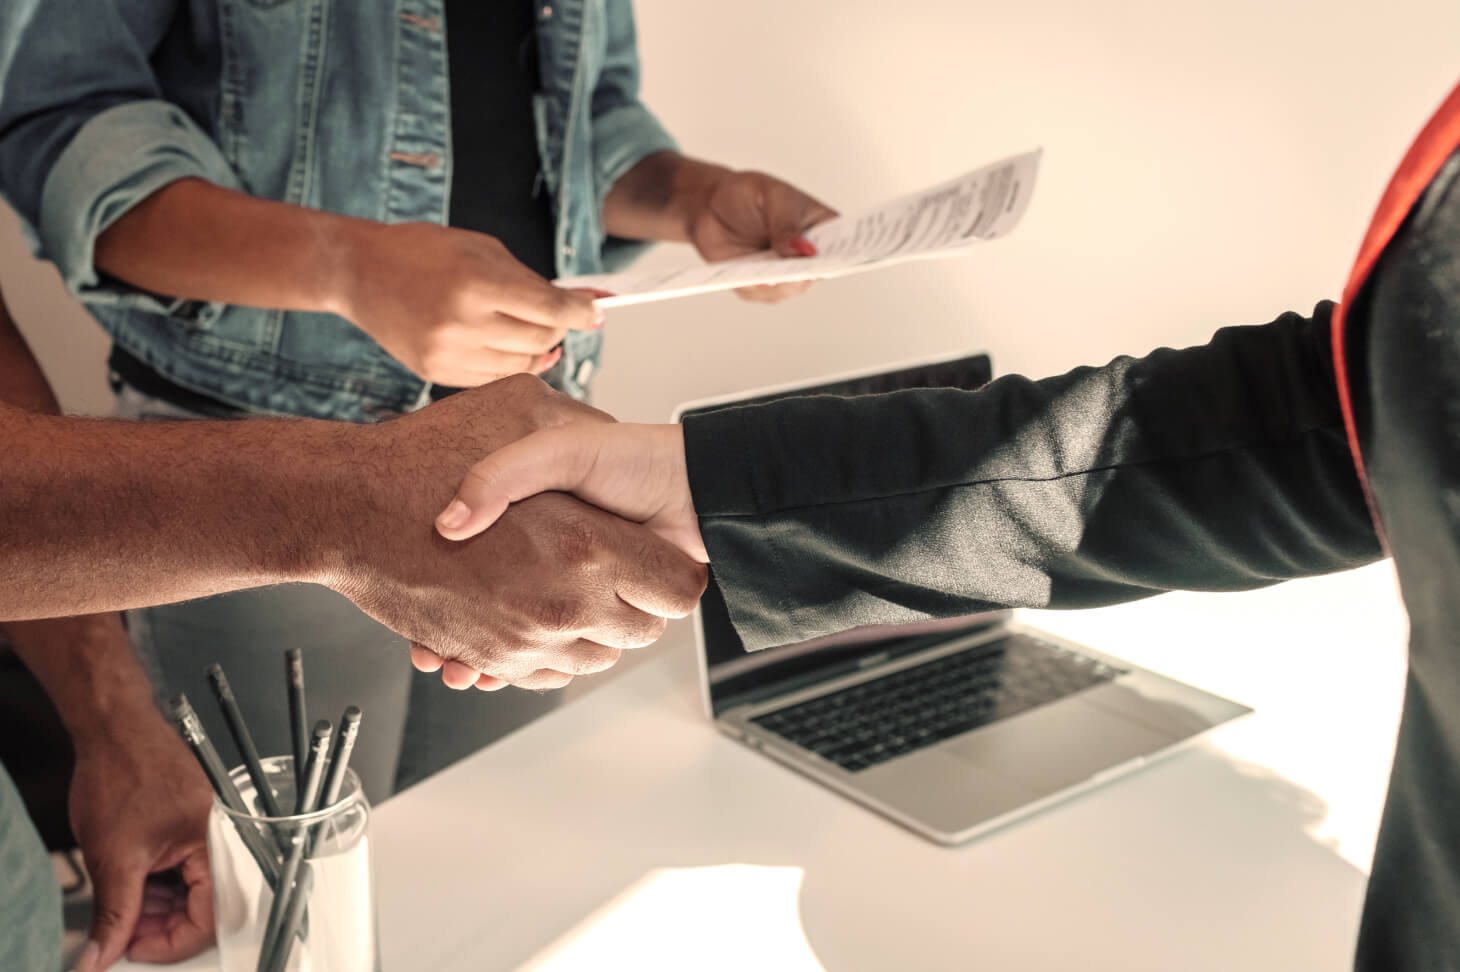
529, 596, 584, 634
537, 670, 576, 690
527, 328, 564, 354
630, 616, 668, 649
512, 668, 572, 691
94, 900, 131, 930
546, 285, 579, 317
458, 463, 501, 497
571, 645, 621, 675
550, 515, 604, 571
669, 563, 709, 616
496, 372, 547, 399
533, 392, 604, 431
459, 642, 511, 674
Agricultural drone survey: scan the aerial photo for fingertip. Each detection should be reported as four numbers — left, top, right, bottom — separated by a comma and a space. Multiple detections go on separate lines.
441, 661, 480, 690
409, 643, 445, 673
437, 499, 471, 532
789, 236, 817, 258
74, 940, 101, 972
435, 497, 500, 543
565, 288, 611, 329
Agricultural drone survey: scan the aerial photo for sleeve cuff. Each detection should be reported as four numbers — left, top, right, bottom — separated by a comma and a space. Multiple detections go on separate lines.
591, 102, 678, 271
591, 101, 678, 201
38, 100, 240, 323
685, 406, 808, 651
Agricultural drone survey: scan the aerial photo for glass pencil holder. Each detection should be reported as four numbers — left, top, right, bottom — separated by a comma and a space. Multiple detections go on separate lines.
208, 755, 379, 972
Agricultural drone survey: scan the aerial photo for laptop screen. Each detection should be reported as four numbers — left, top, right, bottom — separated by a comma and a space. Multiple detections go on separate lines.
677, 351, 1002, 716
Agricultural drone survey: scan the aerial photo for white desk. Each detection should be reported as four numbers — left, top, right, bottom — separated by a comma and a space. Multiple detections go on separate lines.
124, 562, 1408, 972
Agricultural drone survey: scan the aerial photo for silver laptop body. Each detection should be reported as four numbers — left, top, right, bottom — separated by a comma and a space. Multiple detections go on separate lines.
674, 351, 1252, 846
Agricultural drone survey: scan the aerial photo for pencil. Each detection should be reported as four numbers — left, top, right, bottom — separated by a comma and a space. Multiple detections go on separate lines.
296, 719, 332, 814
261, 864, 314, 972
206, 663, 283, 820
257, 720, 331, 971
307, 706, 362, 860
318, 706, 362, 809
170, 694, 279, 886
285, 649, 307, 793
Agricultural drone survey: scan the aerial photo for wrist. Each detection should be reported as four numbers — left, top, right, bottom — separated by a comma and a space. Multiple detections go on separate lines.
3, 615, 165, 749
603, 152, 735, 243
669, 157, 736, 241
320, 215, 385, 322
295, 420, 404, 599
277, 423, 373, 591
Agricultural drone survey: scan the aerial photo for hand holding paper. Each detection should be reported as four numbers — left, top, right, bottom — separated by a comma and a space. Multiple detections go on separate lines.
560, 149, 1041, 308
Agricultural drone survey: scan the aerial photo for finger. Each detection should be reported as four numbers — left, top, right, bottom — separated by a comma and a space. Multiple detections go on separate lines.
410, 643, 445, 672
141, 893, 176, 917
436, 426, 600, 541
533, 345, 564, 375
127, 913, 174, 941
142, 881, 182, 907
465, 637, 626, 684
459, 346, 560, 383
471, 315, 569, 355
78, 857, 149, 972
768, 190, 838, 256
608, 520, 709, 621
733, 280, 815, 303
128, 848, 213, 964
503, 668, 575, 691
551, 640, 625, 675
125, 911, 212, 965
493, 277, 602, 331
441, 660, 481, 690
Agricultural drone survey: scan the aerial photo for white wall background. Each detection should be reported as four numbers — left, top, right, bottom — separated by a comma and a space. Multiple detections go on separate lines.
3, 0, 1459, 421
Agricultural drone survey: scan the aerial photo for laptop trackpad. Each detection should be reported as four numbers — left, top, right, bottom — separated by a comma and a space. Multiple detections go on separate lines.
938, 693, 1176, 793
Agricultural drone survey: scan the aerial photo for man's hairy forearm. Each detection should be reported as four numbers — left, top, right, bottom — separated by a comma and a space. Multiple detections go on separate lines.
0, 293, 157, 737
602, 151, 730, 243
93, 177, 371, 315
0, 405, 356, 620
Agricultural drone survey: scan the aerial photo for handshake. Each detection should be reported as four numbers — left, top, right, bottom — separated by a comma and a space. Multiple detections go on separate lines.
332, 375, 708, 692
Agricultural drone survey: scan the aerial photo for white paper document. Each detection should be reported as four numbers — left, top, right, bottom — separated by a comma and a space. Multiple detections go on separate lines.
558, 149, 1041, 308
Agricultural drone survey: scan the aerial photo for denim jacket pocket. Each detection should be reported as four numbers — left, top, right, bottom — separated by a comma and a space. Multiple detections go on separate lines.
217, 0, 325, 204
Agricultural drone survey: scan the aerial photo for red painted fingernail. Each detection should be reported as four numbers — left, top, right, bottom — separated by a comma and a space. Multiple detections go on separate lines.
791, 237, 817, 258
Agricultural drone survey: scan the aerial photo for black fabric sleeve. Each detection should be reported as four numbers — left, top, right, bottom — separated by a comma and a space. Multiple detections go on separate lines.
684, 302, 1384, 651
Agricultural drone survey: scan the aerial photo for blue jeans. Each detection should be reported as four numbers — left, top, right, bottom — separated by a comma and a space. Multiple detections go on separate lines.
0, 761, 62, 972
114, 385, 563, 803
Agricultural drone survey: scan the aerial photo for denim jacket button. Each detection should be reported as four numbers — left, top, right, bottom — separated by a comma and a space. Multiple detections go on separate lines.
561, 243, 575, 258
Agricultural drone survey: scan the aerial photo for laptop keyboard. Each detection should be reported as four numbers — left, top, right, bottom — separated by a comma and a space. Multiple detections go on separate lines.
749, 634, 1126, 773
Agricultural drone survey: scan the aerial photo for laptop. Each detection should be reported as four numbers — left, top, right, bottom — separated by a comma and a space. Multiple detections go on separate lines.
673, 351, 1252, 846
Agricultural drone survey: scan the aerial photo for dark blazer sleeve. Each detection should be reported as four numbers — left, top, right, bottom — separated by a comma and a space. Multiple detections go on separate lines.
684, 302, 1383, 651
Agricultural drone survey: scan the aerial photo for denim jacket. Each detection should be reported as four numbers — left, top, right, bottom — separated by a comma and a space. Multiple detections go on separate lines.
0, 0, 675, 421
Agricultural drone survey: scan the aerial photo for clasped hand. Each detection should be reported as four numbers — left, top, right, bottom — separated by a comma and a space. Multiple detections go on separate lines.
417, 420, 704, 690
335, 377, 708, 693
